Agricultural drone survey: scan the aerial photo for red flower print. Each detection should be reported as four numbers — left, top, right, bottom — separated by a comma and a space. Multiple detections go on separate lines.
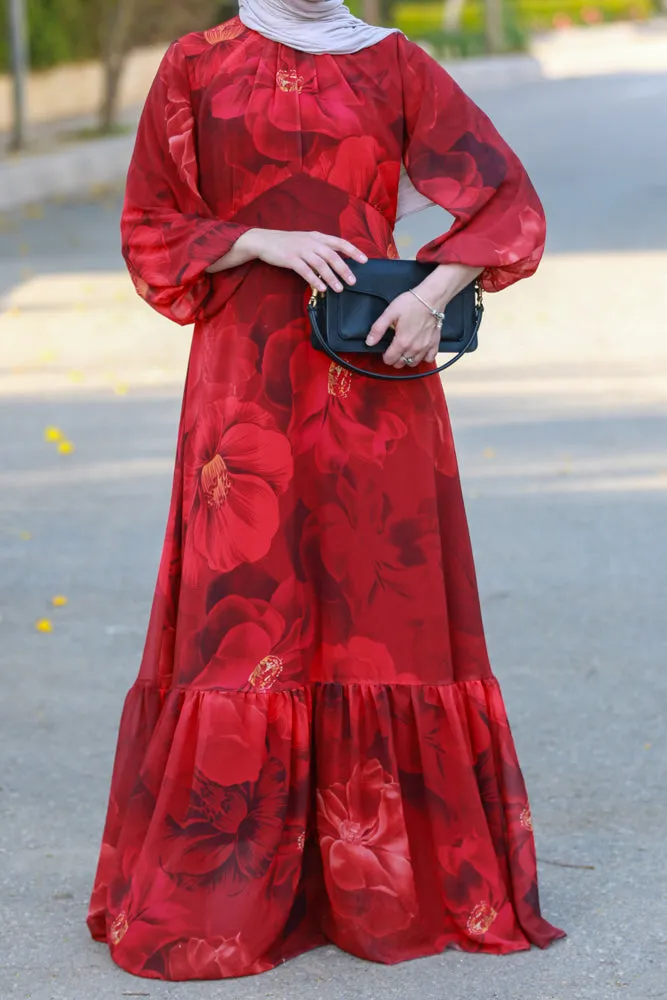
317, 759, 417, 938
311, 135, 399, 219
189, 696, 268, 787
289, 342, 407, 474
110, 911, 129, 945
267, 820, 308, 904
163, 756, 288, 891
183, 400, 293, 574
313, 637, 397, 684
467, 900, 498, 936
195, 575, 314, 689
203, 17, 246, 45
187, 325, 260, 405
309, 474, 441, 609
167, 933, 255, 979
106, 862, 191, 972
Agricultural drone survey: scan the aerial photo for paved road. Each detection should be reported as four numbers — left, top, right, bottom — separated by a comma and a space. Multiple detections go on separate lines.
1, 72, 667, 1000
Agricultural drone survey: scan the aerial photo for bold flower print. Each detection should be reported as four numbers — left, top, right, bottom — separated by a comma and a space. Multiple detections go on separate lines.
276, 68, 304, 94
467, 901, 499, 936
313, 637, 397, 684
110, 911, 129, 945
163, 81, 199, 198
191, 696, 268, 787
327, 362, 352, 400
249, 654, 284, 691
167, 933, 255, 979
163, 756, 288, 891
520, 805, 533, 832
194, 575, 314, 689
267, 820, 309, 904
183, 400, 293, 574
289, 341, 407, 474
204, 17, 246, 45
187, 326, 260, 405
311, 135, 400, 219
310, 474, 441, 609
317, 759, 418, 937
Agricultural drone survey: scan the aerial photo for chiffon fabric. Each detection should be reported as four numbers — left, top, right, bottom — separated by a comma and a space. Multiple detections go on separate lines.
87, 18, 564, 980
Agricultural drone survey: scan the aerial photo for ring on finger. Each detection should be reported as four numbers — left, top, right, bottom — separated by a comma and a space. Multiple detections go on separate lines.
400, 354, 417, 366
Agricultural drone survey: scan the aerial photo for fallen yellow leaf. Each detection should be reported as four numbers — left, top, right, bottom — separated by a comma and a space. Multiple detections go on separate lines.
483, 447, 496, 459
68, 370, 84, 383
19, 530, 32, 541
113, 383, 129, 396
44, 426, 63, 442
51, 595, 68, 607
38, 350, 57, 364
57, 440, 75, 455
35, 618, 53, 633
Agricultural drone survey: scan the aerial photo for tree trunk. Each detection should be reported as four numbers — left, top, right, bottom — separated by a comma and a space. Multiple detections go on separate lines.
8, 0, 29, 151
361, 0, 381, 25
442, 0, 466, 33
484, 0, 505, 54
99, 0, 138, 133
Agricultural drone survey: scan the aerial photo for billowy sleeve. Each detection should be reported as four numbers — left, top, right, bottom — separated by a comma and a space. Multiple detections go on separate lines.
399, 35, 546, 292
121, 40, 249, 324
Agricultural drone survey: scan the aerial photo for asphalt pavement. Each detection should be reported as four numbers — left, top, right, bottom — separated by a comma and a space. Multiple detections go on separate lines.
1, 71, 666, 1000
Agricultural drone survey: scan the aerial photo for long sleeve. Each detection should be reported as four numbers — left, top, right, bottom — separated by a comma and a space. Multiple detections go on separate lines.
121, 41, 250, 325
398, 36, 546, 292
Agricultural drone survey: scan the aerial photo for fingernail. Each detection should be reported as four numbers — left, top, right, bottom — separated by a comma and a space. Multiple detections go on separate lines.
359, 254, 368, 262
335, 282, 343, 292
347, 274, 356, 284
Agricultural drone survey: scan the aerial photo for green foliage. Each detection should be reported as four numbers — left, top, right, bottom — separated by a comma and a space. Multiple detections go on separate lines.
395, 0, 655, 39
0, 0, 221, 73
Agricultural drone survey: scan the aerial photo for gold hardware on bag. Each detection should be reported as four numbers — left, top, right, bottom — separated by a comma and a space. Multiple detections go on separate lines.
309, 287, 324, 307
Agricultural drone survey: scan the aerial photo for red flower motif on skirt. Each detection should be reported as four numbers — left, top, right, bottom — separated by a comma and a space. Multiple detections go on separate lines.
166, 933, 254, 979
289, 341, 407, 474
310, 474, 441, 609
317, 759, 417, 938
313, 636, 397, 684
163, 756, 288, 891
195, 575, 314, 689
183, 400, 293, 574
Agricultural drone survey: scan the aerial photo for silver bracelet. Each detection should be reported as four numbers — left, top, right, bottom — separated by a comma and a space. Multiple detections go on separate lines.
409, 288, 445, 325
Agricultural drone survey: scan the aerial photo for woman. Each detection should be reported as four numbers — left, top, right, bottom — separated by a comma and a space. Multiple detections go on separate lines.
88, 0, 564, 980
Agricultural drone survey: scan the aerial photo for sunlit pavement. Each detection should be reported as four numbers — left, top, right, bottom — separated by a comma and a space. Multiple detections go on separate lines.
1, 71, 666, 1000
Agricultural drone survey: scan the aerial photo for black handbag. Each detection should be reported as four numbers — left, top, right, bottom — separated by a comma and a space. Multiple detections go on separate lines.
307, 258, 483, 381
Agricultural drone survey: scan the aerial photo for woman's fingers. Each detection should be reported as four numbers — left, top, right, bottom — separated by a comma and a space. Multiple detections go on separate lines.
295, 260, 327, 292
366, 305, 398, 348
308, 254, 345, 292
311, 249, 359, 289
322, 235, 368, 264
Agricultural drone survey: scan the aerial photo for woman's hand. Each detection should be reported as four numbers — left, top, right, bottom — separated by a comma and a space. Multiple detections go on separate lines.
366, 291, 442, 368
366, 262, 484, 369
208, 228, 367, 290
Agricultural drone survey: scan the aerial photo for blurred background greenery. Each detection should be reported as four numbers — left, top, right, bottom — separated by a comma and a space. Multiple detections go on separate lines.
0, 0, 660, 72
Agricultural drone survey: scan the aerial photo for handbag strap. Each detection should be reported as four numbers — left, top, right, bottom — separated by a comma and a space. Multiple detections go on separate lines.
307, 298, 484, 382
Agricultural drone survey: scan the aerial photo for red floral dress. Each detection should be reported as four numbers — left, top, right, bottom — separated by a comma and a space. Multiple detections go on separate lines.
87, 17, 564, 980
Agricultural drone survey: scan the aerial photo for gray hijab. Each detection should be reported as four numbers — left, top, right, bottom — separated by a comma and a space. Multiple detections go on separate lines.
237, 0, 398, 55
